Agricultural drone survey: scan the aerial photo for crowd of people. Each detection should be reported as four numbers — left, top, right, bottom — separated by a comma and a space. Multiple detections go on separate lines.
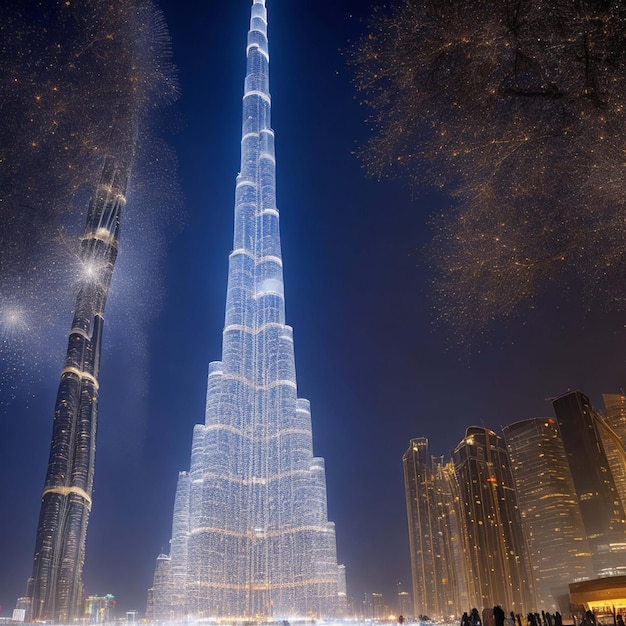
459, 606, 625, 626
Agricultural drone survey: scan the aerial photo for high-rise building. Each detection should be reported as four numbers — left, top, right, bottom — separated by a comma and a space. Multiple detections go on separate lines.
396, 582, 412, 618
371, 593, 386, 620
26, 157, 129, 623
503, 418, 594, 611
453, 427, 535, 612
432, 458, 470, 613
146, 553, 172, 622
84, 593, 116, 624
150, 1, 342, 619
601, 394, 626, 515
403, 438, 440, 618
403, 438, 467, 619
552, 391, 626, 577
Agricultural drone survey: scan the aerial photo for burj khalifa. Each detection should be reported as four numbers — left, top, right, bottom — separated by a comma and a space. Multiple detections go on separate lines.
149, 0, 344, 620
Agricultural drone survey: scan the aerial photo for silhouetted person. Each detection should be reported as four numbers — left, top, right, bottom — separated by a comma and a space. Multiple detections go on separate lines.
554, 613, 563, 626
471, 608, 482, 626
582, 611, 596, 626
517, 614, 523, 626
462, 612, 471, 626
616, 615, 624, 626
494, 606, 506, 626
528, 613, 538, 626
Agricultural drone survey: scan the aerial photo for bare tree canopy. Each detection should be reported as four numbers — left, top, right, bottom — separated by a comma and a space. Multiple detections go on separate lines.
352, 0, 626, 334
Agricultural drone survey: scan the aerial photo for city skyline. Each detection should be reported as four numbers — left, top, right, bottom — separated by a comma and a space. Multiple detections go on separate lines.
3, 0, 626, 615
405, 392, 626, 618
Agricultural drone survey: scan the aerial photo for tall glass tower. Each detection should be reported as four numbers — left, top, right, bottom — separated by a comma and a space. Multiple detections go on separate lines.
26, 156, 129, 623
552, 391, 626, 577
149, 1, 342, 620
453, 427, 535, 613
602, 394, 626, 515
503, 418, 593, 611
403, 438, 468, 619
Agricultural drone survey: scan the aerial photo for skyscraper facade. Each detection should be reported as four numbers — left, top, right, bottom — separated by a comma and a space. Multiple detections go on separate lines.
452, 427, 535, 612
403, 438, 443, 619
146, 553, 172, 621
601, 394, 626, 515
403, 439, 467, 619
431, 459, 470, 614
26, 157, 129, 623
150, 1, 342, 619
503, 418, 594, 611
552, 391, 626, 577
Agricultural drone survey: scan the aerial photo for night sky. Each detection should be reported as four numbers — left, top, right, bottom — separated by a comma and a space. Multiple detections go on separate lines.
2, 0, 626, 616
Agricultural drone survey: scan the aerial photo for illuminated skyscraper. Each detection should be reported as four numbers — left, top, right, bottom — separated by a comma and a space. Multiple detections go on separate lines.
146, 553, 172, 622
453, 427, 535, 612
552, 391, 626, 577
403, 438, 467, 619
150, 1, 342, 619
403, 438, 442, 619
503, 418, 594, 611
601, 394, 626, 514
431, 459, 469, 613
396, 582, 412, 618
26, 157, 129, 623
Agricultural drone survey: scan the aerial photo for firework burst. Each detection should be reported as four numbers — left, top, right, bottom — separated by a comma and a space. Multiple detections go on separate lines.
0, 0, 180, 383
352, 0, 626, 336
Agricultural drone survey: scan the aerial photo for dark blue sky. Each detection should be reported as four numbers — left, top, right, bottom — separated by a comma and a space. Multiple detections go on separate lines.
2, 0, 626, 616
